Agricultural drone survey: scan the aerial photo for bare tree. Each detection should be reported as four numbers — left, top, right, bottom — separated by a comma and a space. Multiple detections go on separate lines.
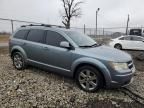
60, 0, 83, 29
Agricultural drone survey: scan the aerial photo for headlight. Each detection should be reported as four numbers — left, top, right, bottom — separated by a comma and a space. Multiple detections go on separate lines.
109, 62, 129, 71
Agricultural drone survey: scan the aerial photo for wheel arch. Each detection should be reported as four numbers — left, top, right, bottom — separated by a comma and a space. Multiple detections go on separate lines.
114, 43, 122, 49
11, 46, 27, 60
71, 57, 112, 87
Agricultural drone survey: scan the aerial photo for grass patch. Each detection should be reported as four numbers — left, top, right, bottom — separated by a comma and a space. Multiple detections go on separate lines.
0, 35, 10, 43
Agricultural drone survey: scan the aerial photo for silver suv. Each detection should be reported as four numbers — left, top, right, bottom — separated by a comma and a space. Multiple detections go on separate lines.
9, 24, 135, 92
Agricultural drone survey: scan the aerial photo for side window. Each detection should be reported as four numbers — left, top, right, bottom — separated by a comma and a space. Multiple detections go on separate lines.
131, 37, 143, 41
14, 30, 29, 39
119, 37, 124, 40
27, 29, 45, 43
124, 36, 131, 40
46, 30, 67, 47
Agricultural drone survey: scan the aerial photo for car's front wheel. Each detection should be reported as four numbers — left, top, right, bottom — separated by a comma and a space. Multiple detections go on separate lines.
12, 52, 26, 70
75, 66, 104, 92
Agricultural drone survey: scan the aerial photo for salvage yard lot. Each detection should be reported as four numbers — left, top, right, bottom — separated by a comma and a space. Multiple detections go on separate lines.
0, 47, 144, 108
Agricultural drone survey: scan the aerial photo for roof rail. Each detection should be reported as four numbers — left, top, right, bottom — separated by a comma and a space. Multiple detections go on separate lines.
21, 24, 65, 28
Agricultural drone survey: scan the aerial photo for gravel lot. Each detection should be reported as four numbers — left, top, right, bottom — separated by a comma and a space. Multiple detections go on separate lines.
0, 47, 144, 108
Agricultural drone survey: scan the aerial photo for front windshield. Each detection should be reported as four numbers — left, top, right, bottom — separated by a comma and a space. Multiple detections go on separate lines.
64, 31, 97, 47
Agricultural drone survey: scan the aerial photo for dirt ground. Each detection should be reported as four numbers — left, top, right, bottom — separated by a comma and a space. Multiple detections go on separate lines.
127, 50, 144, 71
0, 47, 144, 108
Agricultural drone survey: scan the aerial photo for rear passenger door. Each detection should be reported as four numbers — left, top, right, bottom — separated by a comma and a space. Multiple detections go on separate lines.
24, 29, 46, 62
130, 36, 144, 50
43, 30, 72, 71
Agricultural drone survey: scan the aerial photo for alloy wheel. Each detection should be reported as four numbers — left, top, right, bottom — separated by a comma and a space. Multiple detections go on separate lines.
13, 54, 23, 69
78, 69, 97, 91
115, 44, 122, 50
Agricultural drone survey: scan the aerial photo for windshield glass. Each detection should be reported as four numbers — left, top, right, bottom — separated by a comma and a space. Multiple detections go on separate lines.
64, 31, 97, 47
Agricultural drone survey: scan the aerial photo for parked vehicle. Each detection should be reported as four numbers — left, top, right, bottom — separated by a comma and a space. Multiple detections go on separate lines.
9, 24, 135, 92
109, 35, 144, 50
129, 28, 144, 36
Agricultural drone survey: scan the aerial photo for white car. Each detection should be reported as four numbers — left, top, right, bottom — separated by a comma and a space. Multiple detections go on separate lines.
109, 35, 144, 50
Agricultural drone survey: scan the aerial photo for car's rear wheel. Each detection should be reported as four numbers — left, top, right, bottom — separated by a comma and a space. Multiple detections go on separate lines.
75, 66, 103, 92
12, 52, 26, 70
114, 44, 122, 50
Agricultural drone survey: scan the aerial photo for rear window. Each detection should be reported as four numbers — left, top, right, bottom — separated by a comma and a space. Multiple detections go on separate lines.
14, 30, 29, 39
27, 29, 45, 43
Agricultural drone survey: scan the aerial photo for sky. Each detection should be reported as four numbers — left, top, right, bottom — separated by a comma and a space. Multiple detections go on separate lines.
0, 0, 144, 32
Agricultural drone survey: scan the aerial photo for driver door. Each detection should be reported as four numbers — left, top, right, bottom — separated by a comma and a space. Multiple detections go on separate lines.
42, 30, 73, 71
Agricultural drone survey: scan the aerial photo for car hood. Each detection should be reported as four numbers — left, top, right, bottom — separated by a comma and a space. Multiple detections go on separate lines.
79, 45, 132, 62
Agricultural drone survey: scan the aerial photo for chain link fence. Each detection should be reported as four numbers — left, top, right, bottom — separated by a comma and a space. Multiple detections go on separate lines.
72, 27, 144, 38
0, 18, 44, 34
0, 18, 143, 40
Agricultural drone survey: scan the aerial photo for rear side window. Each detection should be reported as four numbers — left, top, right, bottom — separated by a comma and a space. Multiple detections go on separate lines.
46, 30, 67, 47
131, 36, 143, 41
27, 29, 45, 43
14, 30, 29, 39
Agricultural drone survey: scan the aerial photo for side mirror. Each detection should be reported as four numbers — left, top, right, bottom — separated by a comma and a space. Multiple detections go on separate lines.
60, 41, 71, 49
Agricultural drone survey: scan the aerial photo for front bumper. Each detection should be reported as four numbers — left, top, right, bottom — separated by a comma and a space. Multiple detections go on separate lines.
107, 66, 135, 88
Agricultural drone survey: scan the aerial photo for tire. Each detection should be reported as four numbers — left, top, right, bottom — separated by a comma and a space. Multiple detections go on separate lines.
114, 44, 122, 50
75, 66, 104, 92
12, 52, 26, 70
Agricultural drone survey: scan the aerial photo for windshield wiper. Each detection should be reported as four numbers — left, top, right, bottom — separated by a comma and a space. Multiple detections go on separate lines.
91, 43, 99, 47
79, 43, 100, 48
79, 45, 92, 47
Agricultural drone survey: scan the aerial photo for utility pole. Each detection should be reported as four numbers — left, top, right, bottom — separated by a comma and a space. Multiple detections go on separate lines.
96, 8, 100, 37
141, 25, 143, 36
84, 24, 86, 34
11, 20, 14, 33
103, 28, 105, 36
126, 14, 130, 35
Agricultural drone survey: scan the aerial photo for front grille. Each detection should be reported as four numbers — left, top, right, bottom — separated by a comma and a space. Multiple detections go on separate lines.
127, 61, 133, 70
